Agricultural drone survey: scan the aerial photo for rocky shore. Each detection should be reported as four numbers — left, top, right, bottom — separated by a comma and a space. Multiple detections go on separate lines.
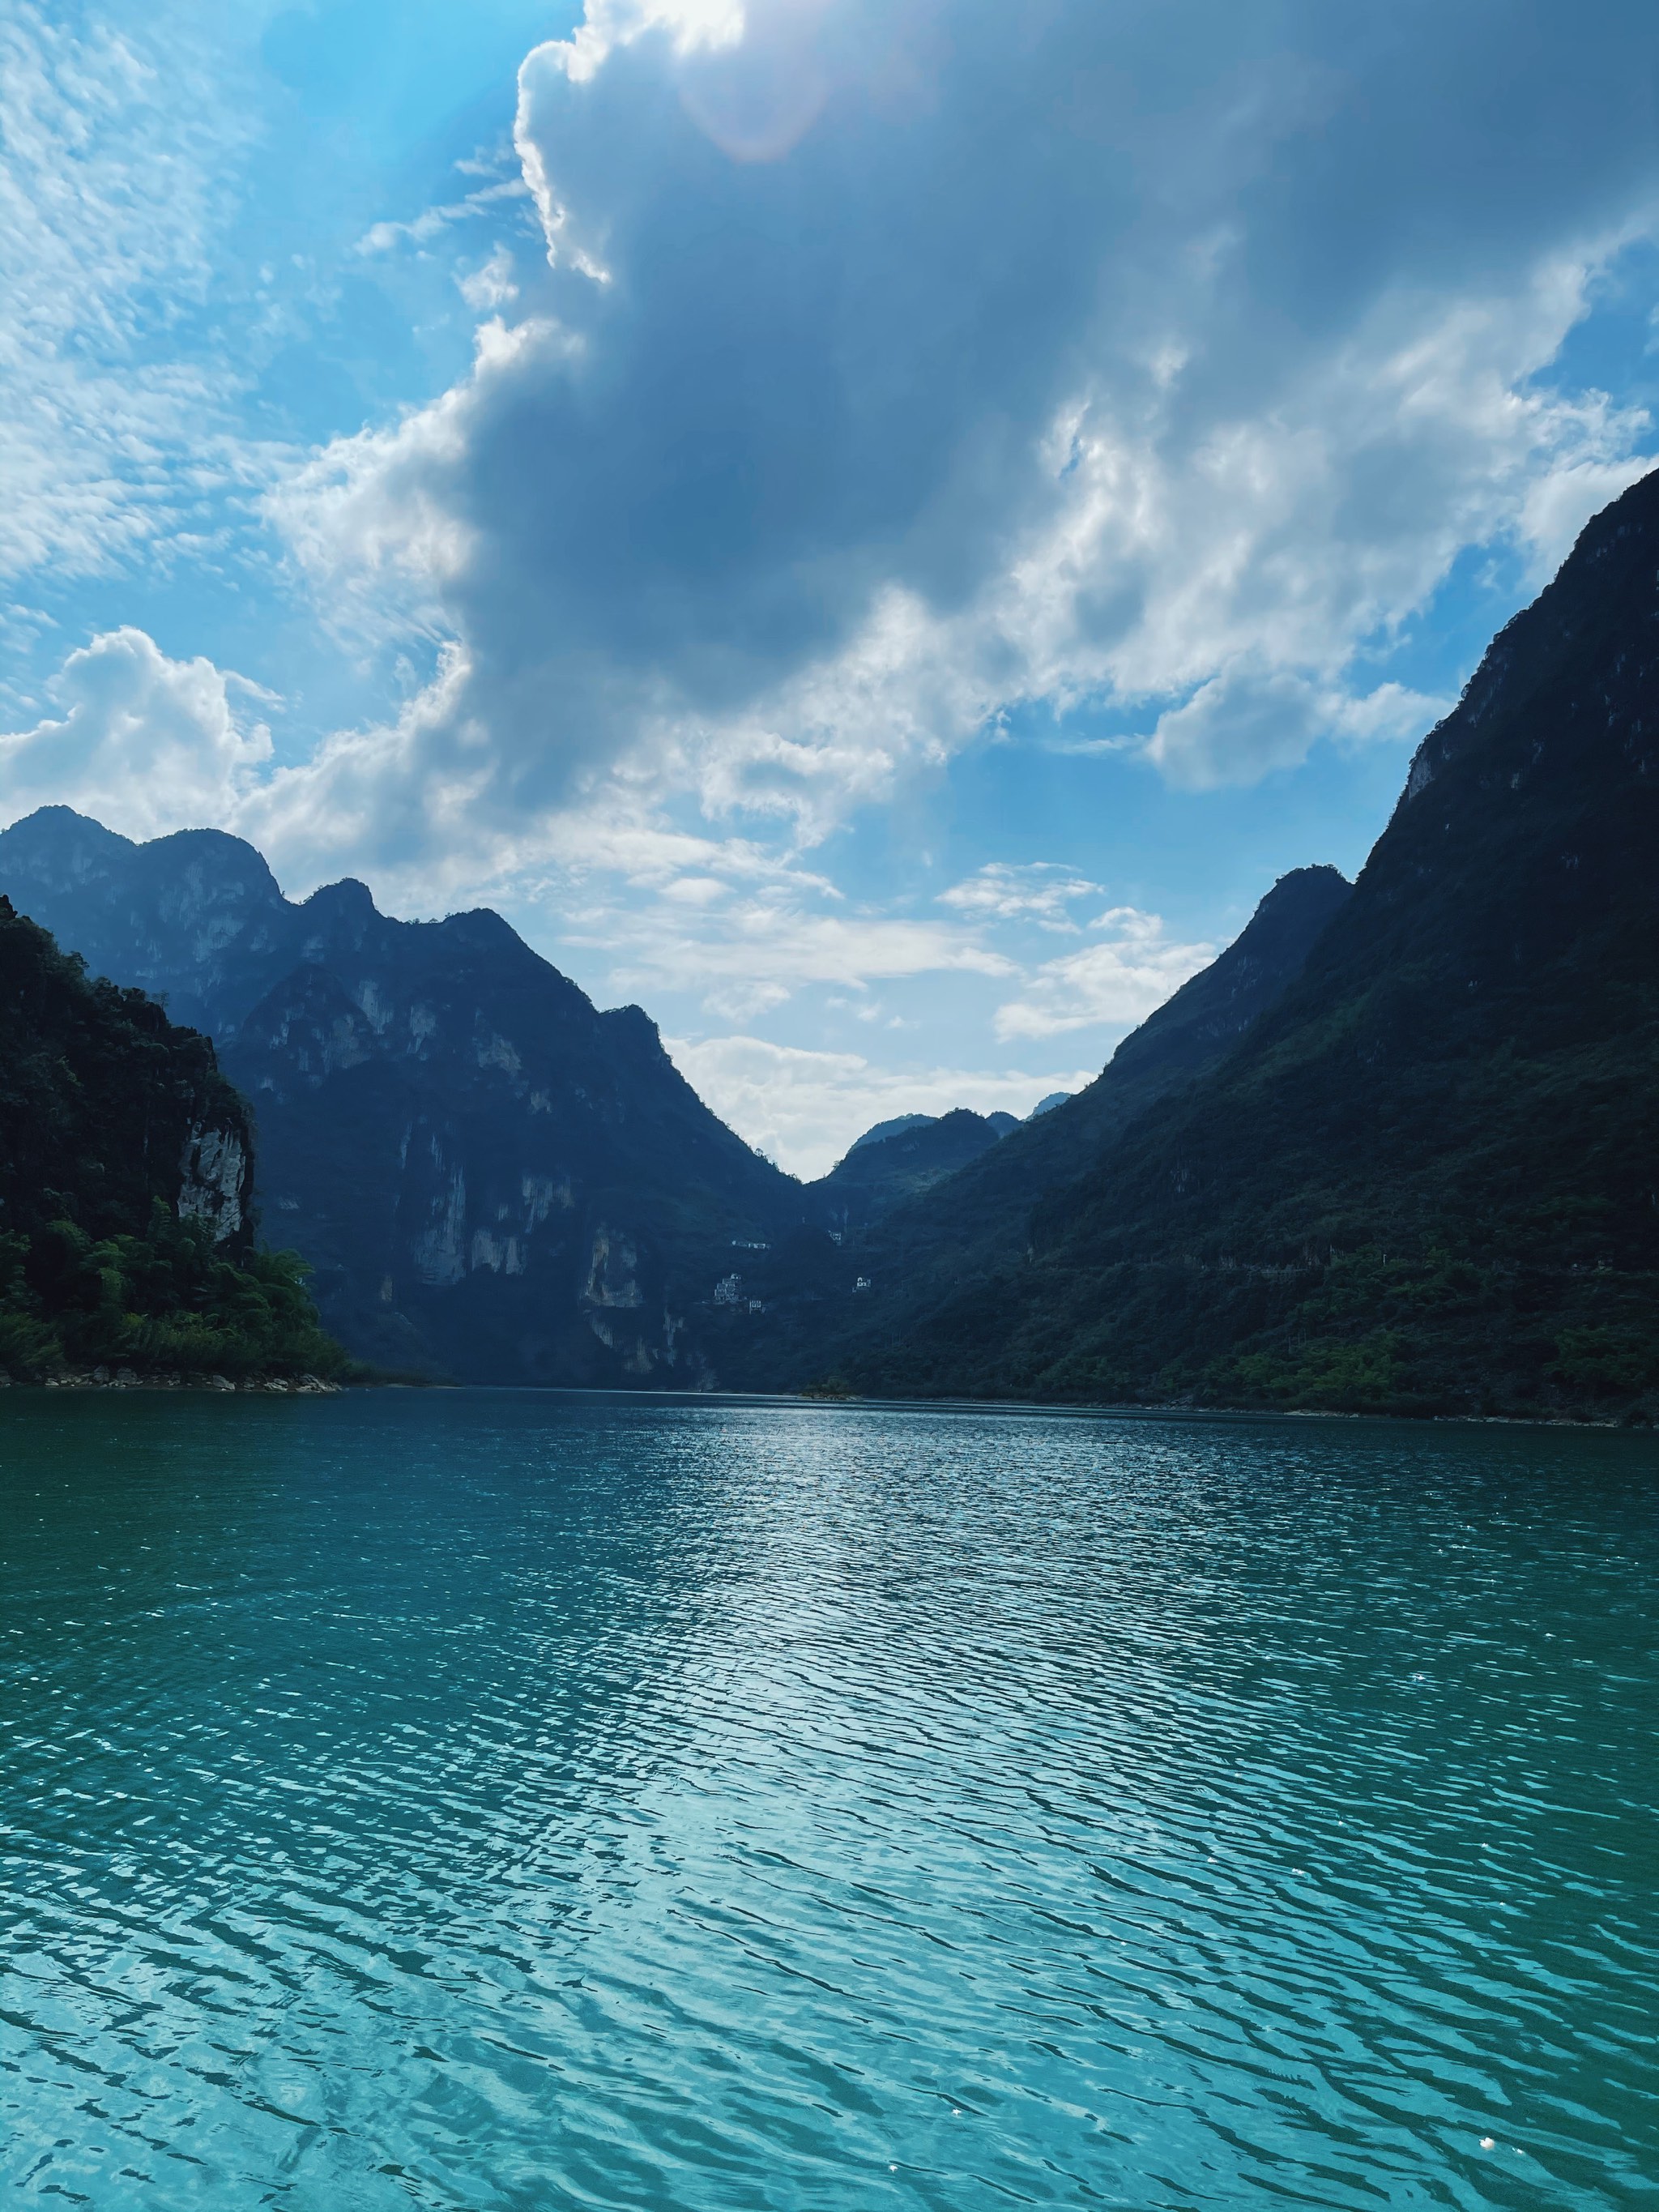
0, 1368, 344, 1394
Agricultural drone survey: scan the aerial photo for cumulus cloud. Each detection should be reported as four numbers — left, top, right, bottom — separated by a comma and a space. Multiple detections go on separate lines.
1141, 667, 1448, 791
261, 0, 1659, 869
458, 246, 521, 312
0, 629, 273, 842
994, 910, 1216, 1042
665, 1034, 1098, 1180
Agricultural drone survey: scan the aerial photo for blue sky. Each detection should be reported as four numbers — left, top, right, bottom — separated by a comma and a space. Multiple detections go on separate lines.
3, 0, 1658, 1173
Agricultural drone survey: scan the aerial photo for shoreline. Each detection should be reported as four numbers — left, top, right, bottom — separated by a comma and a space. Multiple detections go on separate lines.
3, 1368, 344, 1396
2, 1375, 1648, 1433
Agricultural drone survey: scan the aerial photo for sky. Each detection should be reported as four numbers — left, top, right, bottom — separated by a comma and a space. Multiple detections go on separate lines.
2, 0, 1658, 1176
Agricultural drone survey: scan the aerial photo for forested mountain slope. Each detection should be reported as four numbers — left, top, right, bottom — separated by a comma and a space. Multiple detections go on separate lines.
0, 812, 806, 1383
0, 899, 339, 1380
813, 1108, 1020, 1232
829, 468, 1659, 1418
705, 866, 1352, 1379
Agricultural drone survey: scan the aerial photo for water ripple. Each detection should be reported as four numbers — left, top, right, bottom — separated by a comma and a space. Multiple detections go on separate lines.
0, 1394, 1655, 2209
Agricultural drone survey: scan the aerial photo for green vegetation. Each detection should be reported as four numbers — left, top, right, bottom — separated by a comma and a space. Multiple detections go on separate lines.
0, 1206, 346, 1381
0, 895, 346, 1383
804, 470, 1659, 1424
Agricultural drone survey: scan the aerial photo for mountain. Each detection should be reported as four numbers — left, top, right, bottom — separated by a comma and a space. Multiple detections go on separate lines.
813, 1108, 1020, 1232
834, 865, 1350, 1295
825, 468, 1659, 1419
701, 864, 1353, 1380
0, 897, 339, 1381
0, 811, 805, 1385
1028, 1092, 1072, 1117
847, 1109, 1021, 1155
847, 1113, 937, 1152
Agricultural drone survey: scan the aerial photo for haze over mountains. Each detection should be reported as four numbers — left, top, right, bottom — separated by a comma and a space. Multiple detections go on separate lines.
714, 862, 1355, 1384
818, 1108, 1021, 1235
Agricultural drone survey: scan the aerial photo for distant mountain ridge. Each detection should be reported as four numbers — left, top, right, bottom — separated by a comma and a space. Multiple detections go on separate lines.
0, 809, 805, 1385
701, 864, 1354, 1380
847, 1113, 938, 1154
817, 1107, 1021, 1232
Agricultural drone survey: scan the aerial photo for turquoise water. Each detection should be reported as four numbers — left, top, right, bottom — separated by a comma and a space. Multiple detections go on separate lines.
0, 1395, 1654, 2210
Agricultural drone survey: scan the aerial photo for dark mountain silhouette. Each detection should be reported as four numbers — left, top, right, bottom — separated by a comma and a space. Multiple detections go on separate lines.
702, 865, 1352, 1378
816, 1108, 1020, 1232
0, 810, 805, 1384
844, 867, 1349, 1280
847, 1113, 936, 1152
820, 468, 1659, 1418
0, 898, 339, 1380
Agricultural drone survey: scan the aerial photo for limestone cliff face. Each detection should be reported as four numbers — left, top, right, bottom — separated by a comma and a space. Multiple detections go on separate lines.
177, 1125, 249, 1245
0, 813, 804, 1384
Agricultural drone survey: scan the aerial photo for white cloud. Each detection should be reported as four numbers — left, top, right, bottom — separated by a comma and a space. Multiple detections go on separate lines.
0, 629, 273, 843
994, 909, 1215, 1041
1141, 665, 1448, 791
6, 0, 1658, 1119
357, 178, 529, 258
537, 0, 745, 94
458, 245, 520, 312
665, 1033, 1098, 1180
256, 0, 1659, 876
573, 888, 1017, 1020
939, 863, 1102, 931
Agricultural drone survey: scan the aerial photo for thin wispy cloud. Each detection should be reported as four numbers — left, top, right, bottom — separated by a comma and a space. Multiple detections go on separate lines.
939, 865, 1104, 933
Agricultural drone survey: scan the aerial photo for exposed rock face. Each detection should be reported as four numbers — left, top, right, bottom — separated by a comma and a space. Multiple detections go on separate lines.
177, 1125, 248, 1245
0, 898, 341, 1378
0, 813, 804, 1383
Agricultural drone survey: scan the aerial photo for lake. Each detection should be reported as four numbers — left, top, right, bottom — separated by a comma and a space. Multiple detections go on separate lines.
0, 1393, 1653, 2208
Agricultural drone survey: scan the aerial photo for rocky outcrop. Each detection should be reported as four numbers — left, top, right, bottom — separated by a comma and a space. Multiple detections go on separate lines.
0, 891, 254, 1258
0, 897, 340, 1381
177, 1124, 249, 1244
